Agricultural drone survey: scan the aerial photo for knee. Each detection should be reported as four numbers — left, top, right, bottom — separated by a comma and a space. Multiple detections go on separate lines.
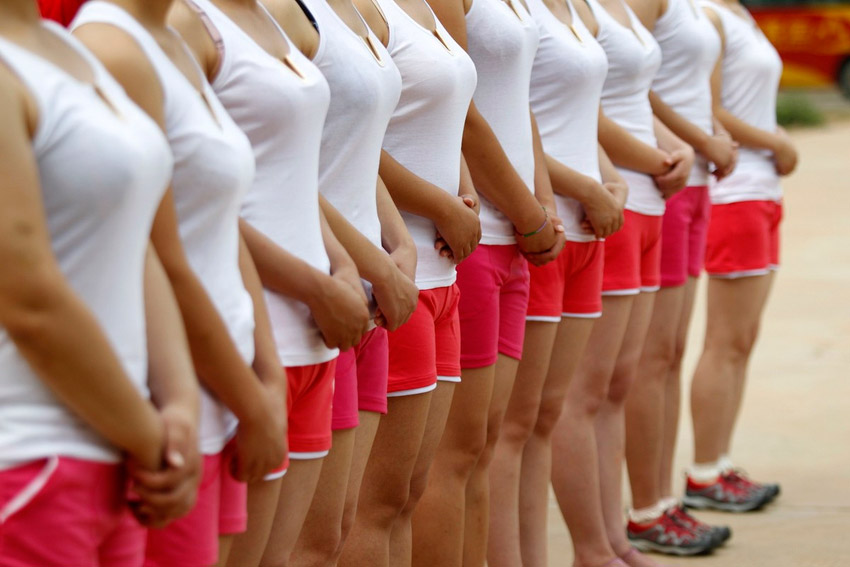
705, 324, 760, 363
533, 395, 565, 438
499, 401, 540, 449
565, 374, 610, 418
300, 527, 343, 566
606, 367, 636, 405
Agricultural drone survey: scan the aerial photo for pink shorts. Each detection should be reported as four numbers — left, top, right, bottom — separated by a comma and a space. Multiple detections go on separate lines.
659, 185, 711, 287
387, 285, 462, 395
332, 327, 390, 431
602, 210, 663, 295
705, 200, 782, 278
0, 457, 144, 567
527, 240, 604, 320
145, 439, 247, 567
457, 244, 530, 368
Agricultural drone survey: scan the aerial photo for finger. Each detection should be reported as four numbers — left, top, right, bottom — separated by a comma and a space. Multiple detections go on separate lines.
132, 468, 186, 492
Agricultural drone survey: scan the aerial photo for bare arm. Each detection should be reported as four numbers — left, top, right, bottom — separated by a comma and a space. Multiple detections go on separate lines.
598, 107, 671, 175
0, 67, 163, 470
377, 176, 417, 281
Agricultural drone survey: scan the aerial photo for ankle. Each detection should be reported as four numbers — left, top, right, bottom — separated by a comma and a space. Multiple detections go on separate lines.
627, 501, 665, 525
688, 460, 723, 484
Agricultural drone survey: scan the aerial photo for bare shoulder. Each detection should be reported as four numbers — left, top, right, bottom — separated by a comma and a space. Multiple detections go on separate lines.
263, 0, 320, 59
168, 0, 221, 79
72, 23, 165, 127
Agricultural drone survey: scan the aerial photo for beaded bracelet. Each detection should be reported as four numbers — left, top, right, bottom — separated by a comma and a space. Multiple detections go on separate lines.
517, 208, 549, 238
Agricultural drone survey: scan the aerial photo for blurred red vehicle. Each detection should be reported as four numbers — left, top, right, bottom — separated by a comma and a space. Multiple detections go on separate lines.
744, 0, 850, 96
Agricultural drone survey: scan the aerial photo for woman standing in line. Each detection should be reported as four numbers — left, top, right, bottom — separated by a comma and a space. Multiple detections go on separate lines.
0, 3, 199, 564
547, 0, 695, 564
338, 0, 481, 564
169, 0, 373, 564
486, 0, 630, 561
71, 1, 292, 565
620, 0, 738, 554
261, 0, 420, 565
409, 0, 567, 562
684, 0, 794, 513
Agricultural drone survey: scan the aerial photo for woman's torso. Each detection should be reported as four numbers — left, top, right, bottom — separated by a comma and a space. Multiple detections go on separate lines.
0, 22, 172, 467
651, 0, 720, 186
73, 1, 258, 454
528, 0, 608, 241
465, 0, 539, 245
374, 0, 478, 289
590, 0, 663, 215
188, 0, 337, 366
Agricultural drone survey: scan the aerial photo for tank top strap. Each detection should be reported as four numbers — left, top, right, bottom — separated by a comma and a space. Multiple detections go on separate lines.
181, 0, 226, 64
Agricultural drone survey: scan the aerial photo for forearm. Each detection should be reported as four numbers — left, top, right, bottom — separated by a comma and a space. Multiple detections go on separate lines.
237, 234, 286, 389
320, 194, 391, 283
376, 176, 415, 255
144, 247, 200, 422
319, 202, 360, 278
239, 218, 331, 305
545, 154, 605, 204
598, 109, 670, 175
461, 105, 544, 230
653, 116, 690, 154
715, 107, 780, 152
379, 150, 456, 220
599, 145, 626, 185
650, 91, 711, 153
530, 112, 557, 211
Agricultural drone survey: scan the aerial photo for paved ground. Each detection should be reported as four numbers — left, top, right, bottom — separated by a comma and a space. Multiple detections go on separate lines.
545, 121, 850, 566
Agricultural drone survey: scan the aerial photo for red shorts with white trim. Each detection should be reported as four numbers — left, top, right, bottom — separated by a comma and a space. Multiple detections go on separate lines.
602, 210, 663, 295
527, 240, 604, 320
145, 438, 247, 566
0, 457, 144, 567
705, 200, 782, 278
387, 285, 461, 395
660, 186, 711, 287
332, 327, 389, 431
457, 244, 530, 368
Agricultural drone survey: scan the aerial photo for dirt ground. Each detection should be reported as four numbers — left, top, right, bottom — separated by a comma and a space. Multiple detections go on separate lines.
544, 122, 850, 566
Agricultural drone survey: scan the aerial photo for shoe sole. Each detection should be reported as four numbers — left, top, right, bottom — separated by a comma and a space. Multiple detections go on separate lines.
628, 537, 715, 556
683, 493, 769, 513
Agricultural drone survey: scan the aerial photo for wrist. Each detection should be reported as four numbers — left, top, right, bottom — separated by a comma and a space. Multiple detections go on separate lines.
650, 150, 672, 176
694, 131, 712, 155
511, 199, 548, 235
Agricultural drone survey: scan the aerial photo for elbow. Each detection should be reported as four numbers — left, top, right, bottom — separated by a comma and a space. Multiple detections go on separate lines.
0, 275, 70, 348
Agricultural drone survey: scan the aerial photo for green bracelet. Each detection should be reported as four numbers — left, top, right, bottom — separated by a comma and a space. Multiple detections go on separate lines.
517, 209, 549, 238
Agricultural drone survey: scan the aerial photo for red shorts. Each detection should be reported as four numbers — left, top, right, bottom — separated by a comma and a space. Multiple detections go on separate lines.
332, 327, 389, 431
457, 244, 530, 368
145, 439, 247, 566
527, 240, 604, 320
705, 200, 782, 278
387, 285, 462, 395
0, 457, 144, 567
660, 186, 711, 287
602, 210, 663, 295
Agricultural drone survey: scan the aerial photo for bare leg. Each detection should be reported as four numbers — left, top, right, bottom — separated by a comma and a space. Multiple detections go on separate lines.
464, 354, 521, 567
292, 428, 356, 567
337, 412, 381, 561
397, 382, 456, 567
412, 368, 494, 567
659, 277, 698, 498
226, 478, 282, 567
518, 318, 595, 567
551, 295, 633, 567
488, 322, 559, 567
691, 274, 774, 464
596, 292, 656, 567
339, 392, 433, 567
217, 535, 235, 567
260, 459, 325, 567
625, 286, 685, 510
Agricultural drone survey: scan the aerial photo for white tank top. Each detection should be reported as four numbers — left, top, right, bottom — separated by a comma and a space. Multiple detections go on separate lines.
189, 0, 337, 366
301, 0, 401, 251
651, 0, 720, 186
465, 0, 539, 245
0, 23, 173, 468
374, 0, 478, 289
73, 2, 257, 455
701, 1, 782, 204
528, 0, 608, 241
589, 0, 663, 215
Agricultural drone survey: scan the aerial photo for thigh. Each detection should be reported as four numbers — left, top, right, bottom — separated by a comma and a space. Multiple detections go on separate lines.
287, 361, 337, 459
387, 293, 438, 395
497, 250, 530, 360
609, 292, 656, 401
219, 439, 248, 537
357, 328, 390, 415
704, 274, 774, 348
457, 246, 502, 369
541, 317, 596, 416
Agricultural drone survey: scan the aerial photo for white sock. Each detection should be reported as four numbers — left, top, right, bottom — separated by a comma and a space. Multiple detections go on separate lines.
689, 461, 722, 484
659, 496, 678, 511
629, 501, 665, 524
719, 454, 735, 474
